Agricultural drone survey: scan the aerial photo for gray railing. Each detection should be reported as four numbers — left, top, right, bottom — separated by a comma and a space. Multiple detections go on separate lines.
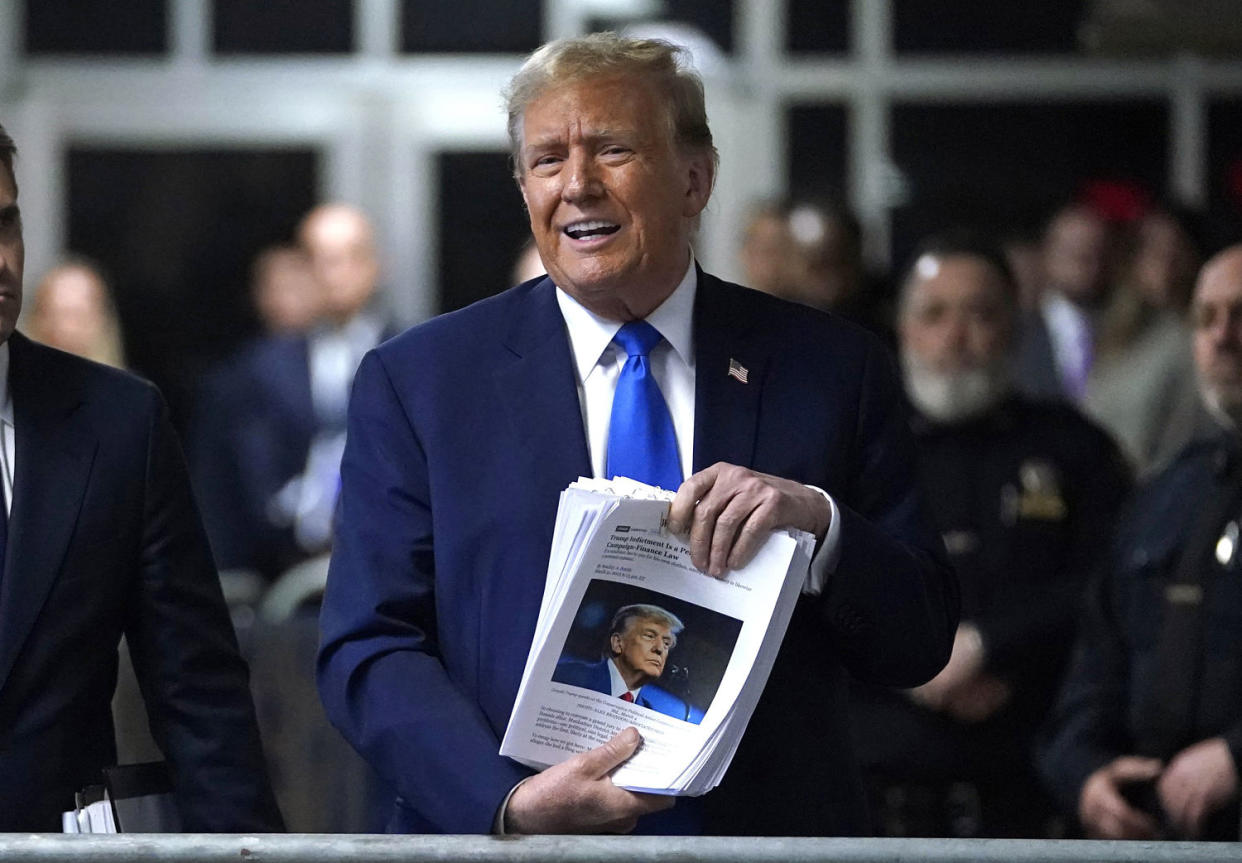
0, 836, 1237, 862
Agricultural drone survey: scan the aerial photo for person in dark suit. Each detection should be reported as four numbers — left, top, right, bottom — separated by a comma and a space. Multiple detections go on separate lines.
552, 604, 703, 723
318, 33, 957, 837
0, 123, 283, 832
192, 204, 389, 580
1015, 203, 1118, 402
1039, 245, 1242, 841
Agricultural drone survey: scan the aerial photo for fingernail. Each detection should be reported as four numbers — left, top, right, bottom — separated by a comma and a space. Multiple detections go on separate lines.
621, 726, 640, 745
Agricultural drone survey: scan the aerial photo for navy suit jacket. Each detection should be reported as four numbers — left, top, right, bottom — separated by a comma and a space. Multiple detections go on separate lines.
191, 335, 318, 578
551, 657, 703, 723
318, 271, 958, 835
1016, 307, 1070, 402
193, 319, 396, 578
0, 333, 284, 832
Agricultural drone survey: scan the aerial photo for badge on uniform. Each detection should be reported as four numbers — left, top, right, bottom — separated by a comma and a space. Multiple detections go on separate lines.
1001, 459, 1067, 524
1217, 519, 1239, 567
942, 529, 980, 556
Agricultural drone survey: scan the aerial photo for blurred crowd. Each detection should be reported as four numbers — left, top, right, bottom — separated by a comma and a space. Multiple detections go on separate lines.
25, 184, 1242, 838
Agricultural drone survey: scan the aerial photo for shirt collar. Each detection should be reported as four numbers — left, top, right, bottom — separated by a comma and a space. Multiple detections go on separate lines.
606, 655, 640, 699
0, 340, 11, 427
555, 255, 697, 383
1043, 290, 1089, 329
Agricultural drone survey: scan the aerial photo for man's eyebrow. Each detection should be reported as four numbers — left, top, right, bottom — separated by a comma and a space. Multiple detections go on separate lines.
524, 127, 637, 147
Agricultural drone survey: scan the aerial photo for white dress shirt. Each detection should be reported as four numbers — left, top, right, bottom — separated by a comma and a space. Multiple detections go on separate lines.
309, 312, 385, 424
606, 658, 640, 700
555, 259, 697, 483
553, 257, 840, 592
0, 341, 13, 516
1042, 291, 1094, 401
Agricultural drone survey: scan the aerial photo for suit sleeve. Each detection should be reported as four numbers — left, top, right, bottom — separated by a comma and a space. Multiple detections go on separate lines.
124, 385, 285, 831
821, 339, 959, 688
317, 351, 530, 834
1036, 565, 1132, 815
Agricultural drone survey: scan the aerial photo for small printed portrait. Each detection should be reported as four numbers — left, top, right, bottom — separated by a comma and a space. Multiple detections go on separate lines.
551, 580, 742, 724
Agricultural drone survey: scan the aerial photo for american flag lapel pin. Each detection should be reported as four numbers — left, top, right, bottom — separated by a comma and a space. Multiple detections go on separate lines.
727, 358, 749, 383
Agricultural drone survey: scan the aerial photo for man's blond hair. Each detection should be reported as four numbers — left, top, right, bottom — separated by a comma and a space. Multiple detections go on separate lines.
502, 32, 718, 177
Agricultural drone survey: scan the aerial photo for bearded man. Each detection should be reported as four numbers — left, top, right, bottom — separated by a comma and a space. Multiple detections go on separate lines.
850, 231, 1130, 837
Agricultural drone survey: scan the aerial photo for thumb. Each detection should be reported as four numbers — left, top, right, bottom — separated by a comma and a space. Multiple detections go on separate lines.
1110, 756, 1164, 782
576, 727, 642, 779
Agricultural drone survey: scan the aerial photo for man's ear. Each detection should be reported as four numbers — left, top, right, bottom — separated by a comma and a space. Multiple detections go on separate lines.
609, 632, 623, 657
681, 151, 714, 219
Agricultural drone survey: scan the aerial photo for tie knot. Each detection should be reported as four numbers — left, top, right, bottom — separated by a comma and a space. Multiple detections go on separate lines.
613, 320, 662, 358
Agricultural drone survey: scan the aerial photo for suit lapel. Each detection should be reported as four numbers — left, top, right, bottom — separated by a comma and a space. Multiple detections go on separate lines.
0, 334, 98, 692
491, 281, 591, 688
281, 336, 317, 433
493, 279, 592, 493
692, 271, 767, 472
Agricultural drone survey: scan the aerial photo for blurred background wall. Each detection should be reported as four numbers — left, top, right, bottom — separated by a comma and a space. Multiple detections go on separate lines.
2, 0, 1242, 430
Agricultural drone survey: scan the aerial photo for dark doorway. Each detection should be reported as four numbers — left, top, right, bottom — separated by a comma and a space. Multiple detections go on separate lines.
65, 146, 319, 431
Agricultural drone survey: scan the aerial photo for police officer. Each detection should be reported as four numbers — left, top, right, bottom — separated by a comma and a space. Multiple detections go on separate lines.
850, 231, 1131, 837
1039, 244, 1242, 841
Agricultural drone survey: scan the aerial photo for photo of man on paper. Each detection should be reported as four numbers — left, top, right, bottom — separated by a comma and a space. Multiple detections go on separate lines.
552, 582, 741, 724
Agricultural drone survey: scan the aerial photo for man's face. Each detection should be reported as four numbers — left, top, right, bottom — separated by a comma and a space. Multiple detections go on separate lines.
1132, 213, 1198, 310
32, 265, 107, 357
302, 208, 379, 322
517, 75, 712, 321
900, 255, 1012, 374
255, 250, 323, 334
610, 616, 676, 685
0, 165, 23, 344
740, 211, 796, 298
1043, 208, 1112, 305
899, 254, 1013, 423
1192, 249, 1242, 425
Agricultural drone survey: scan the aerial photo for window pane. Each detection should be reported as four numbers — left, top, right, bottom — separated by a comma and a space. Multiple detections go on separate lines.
591, 0, 735, 56
889, 101, 1167, 266
402, 0, 541, 54
213, 0, 354, 54
66, 147, 319, 429
894, 0, 1088, 56
24, 0, 167, 55
1209, 99, 1242, 252
437, 151, 532, 314
786, 0, 850, 55
787, 103, 849, 202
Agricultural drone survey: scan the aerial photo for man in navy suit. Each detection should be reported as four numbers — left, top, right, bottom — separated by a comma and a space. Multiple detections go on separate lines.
318, 34, 957, 836
192, 204, 389, 580
553, 604, 703, 723
0, 123, 283, 831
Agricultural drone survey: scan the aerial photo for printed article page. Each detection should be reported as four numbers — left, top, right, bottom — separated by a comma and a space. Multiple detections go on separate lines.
500, 477, 813, 795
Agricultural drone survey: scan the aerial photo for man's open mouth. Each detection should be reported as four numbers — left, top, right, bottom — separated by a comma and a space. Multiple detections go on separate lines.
564, 220, 620, 240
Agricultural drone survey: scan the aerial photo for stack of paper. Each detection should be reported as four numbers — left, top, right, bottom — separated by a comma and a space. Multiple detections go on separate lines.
62, 787, 116, 834
500, 477, 814, 796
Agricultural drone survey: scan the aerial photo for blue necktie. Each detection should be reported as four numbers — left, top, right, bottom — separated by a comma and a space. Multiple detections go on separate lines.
606, 321, 682, 491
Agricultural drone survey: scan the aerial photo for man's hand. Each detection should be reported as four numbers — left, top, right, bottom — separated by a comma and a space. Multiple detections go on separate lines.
1078, 756, 1164, 839
908, 624, 1009, 721
667, 463, 832, 576
940, 675, 1012, 723
1157, 737, 1239, 838
504, 727, 674, 834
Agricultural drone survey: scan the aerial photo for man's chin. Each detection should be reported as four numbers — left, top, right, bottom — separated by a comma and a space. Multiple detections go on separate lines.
1200, 381, 1242, 432
902, 358, 1011, 424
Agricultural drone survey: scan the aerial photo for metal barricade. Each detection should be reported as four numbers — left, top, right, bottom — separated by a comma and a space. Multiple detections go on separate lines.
1, 836, 1239, 863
